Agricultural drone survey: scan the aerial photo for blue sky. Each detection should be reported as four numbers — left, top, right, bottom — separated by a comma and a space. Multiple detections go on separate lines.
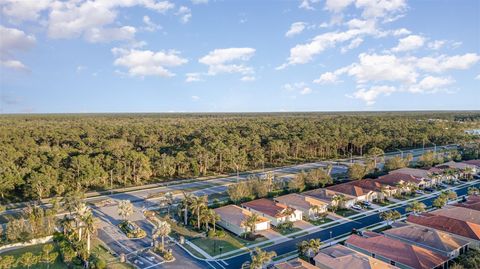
0, 0, 479, 113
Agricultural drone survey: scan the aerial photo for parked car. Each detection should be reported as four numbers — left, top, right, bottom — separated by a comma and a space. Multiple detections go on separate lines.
362, 201, 372, 207
424, 187, 434, 192
415, 190, 424, 195
352, 205, 363, 210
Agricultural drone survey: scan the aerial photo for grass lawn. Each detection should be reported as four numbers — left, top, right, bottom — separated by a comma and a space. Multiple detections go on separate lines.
0, 244, 66, 269
374, 199, 394, 206
334, 208, 358, 217
272, 226, 302, 236
308, 217, 334, 226
165, 219, 202, 240
92, 240, 134, 269
189, 231, 267, 256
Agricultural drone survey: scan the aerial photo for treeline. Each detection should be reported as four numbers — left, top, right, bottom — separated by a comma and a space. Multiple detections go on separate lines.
0, 112, 478, 203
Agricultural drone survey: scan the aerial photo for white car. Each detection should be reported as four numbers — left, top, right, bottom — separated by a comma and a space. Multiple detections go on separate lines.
415, 190, 424, 195
352, 205, 363, 210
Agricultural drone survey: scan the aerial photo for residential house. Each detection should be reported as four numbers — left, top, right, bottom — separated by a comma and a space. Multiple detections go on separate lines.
274, 193, 328, 219
375, 173, 424, 192
453, 195, 480, 211
345, 231, 450, 269
430, 205, 480, 225
214, 205, 270, 236
241, 198, 302, 226
406, 213, 480, 248
462, 159, 480, 170
302, 188, 356, 209
383, 223, 470, 258
435, 161, 478, 178
349, 179, 399, 201
274, 259, 317, 269
313, 244, 399, 269
326, 182, 378, 203
389, 168, 436, 186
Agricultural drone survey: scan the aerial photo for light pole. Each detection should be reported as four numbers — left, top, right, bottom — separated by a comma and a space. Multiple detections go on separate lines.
329, 231, 333, 246
396, 148, 404, 158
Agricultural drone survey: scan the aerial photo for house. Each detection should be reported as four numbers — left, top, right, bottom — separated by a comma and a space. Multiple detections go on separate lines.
214, 205, 270, 236
462, 159, 480, 169
241, 198, 302, 226
383, 223, 470, 258
326, 182, 378, 203
406, 213, 480, 248
453, 195, 480, 211
274, 258, 317, 269
313, 244, 399, 269
430, 205, 480, 225
302, 188, 356, 209
345, 231, 450, 269
375, 173, 424, 192
274, 193, 328, 219
433, 161, 477, 179
348, 179, 398, 200
389, 168, 436, 186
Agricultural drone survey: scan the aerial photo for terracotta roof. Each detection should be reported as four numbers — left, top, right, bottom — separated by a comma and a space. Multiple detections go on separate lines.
383, 224, 470, 253
375, 173, 421, 187
274, 259, 317, 269
463, 159, 480, 167
314, 244, 398, 269
346, 232, 449, 269
214, 205, 269, 228
436, 161, 472, 170
241, 198, 291, 218
326, 182, 375, 197
407, 213, 480, 241
431, 206, 480, 225
389, 168, 431, 178
349, 179, 395, 193
454, 195, 480, 211
302, 188, 356, 203
274, 193, 328, 211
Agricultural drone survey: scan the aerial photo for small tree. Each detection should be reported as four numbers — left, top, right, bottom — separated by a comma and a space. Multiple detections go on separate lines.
367, 147, 384, 170
153, 220, 171, 251
117, 200, 133, 222
433, 197, 447, 208
348, 163, 367, 180
18, 252, 38, 269
406, 201, 426, 214
250, 248, 276, 269
242, 213, 260, 236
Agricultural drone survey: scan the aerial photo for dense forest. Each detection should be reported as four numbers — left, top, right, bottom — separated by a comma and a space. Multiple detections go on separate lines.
1, 112, 479, 203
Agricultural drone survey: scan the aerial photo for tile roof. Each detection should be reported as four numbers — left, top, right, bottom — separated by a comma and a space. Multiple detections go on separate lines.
349, 179, 395, 193
302, 188, 356, 203
389, 168, 431, 178
346, 232, 449, 269
383, 224, 470, 253
314, 244, 399, 269
375, 173, 421, 187
274, 259, 317, 269
214, 205, 269, 228
453, 195, 480, 211
436, 161, 472, 170
326, 182, 374, 197
430, 206, 480, 225
241, 198, 291, 218
274, 193, 328, 211
407, 213, 480, 241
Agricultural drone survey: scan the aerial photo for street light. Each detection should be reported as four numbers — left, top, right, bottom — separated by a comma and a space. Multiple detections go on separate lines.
329, 231, 333, 246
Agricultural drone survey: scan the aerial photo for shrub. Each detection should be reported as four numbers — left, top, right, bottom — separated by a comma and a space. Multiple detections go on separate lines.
216, 230, 226, 238
207, 230, 216, 238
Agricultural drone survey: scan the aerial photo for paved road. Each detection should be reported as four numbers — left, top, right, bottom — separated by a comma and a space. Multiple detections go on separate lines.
222, 180, 479, 269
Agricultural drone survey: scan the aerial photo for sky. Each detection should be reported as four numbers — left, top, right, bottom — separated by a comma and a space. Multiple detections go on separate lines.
0, 0, 479, 113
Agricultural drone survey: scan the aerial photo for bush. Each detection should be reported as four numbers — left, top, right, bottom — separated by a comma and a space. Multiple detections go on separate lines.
216, 230, 226, 238
207, 230, 216, 238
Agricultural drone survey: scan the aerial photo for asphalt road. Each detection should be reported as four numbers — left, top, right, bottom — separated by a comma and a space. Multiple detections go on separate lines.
222, 180, 480, 269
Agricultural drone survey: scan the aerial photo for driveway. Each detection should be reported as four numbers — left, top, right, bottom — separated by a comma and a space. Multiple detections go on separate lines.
293, 220, 315, 229
257, 229, 285, 240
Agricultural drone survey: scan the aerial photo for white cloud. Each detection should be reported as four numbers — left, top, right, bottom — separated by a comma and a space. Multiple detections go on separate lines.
428, 40, 445, 50
191, 0, 208, 4
284, 82, 312, 95
325, 0, 353, 13
191, 95, 200, 100
349, 85, 396, 105
112, 48, 188, 77
341, 37, 363, 53
392, 35, 425, 52
142, 15, 161, 32
313, 72, 340, 84
84, 26, 136, 43
76, 65, 87, 73
285, 22, 307, 38
299, 0, 321, 10
176, 6, 191, 23
355, 0, 407, 20
199, 48, 255, 75
476, 74, 480, 80
347, 53, 418, 84
416, 53, 480, 73
408, 76, 454, 93
300, 87, 312, 95
46, 0, 174, 42
392, 28, 411, 36
241, 76, 256, 82
185, 72, 202, 82
0, 25, 35, 71
1, 0, 51, 23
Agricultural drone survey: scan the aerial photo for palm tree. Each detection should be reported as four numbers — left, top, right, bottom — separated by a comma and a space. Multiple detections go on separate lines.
203, 209, 220, 232
406, 201, 426, 215
284, 207, 296, 221
189, 195, 207, 229
311, 205, 321, 219
380, 211, 393, 225
117, 200, 133, 222
164, 192, 174, 216
468, 187, 479, 196
379, 186, 389, 202
332, 194, 346, 209
153, 220, 171, 251
298, 239, 321, 258
250, 248, 276, 269
242, 213, 260, 235
181, 192, 193, 226
391, 210, 401, 223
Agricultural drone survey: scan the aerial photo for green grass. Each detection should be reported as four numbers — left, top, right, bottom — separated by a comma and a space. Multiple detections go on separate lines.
334, 208, 358, 217
92, 240, 134, 269
0, 244, 66, 269
308, 217, 334, 226
272, 226, 301, 236
189, 231, 267, 256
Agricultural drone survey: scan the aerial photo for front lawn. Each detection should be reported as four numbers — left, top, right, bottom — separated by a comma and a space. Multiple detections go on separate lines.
272, 226, 301, 235
0, 244, 66, 269
189, 230, 266, 256
334, 208, 358, 217
308, 217, 334, 226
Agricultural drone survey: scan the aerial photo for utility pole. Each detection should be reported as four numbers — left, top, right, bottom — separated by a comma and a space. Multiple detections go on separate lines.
110, 170, 113, 194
